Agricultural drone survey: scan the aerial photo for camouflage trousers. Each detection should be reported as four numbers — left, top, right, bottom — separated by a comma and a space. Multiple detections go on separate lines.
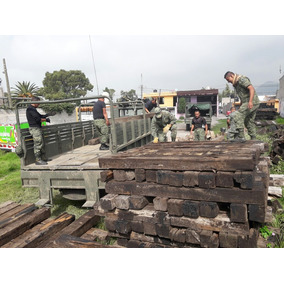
194, 128, 205, 141
29, 127, 45, 160
94, 119, 109, 144
234, 102, 259, 138
155, 124, 177, 142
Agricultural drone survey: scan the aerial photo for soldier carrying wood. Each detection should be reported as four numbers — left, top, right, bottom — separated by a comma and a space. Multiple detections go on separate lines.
151, 107, 177, 143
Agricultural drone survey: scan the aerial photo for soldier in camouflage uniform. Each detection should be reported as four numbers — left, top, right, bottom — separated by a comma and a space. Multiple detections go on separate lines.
26, 96, 51, 165
227, 106, 237, 141
93, 94, 110, 150
151, 107, 177, 143
224, 71, 260, 141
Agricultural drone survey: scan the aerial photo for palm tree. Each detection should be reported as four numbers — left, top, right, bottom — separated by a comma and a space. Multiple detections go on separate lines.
12, 81, 40, 98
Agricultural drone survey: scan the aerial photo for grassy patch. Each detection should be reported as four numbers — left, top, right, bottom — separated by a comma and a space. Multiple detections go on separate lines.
212, 119, 227, 135
275, 116, 284, 125
0, 150, 90, 219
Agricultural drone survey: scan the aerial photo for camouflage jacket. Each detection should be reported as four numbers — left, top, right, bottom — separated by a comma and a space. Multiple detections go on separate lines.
234, 76, 260, 104
151, 111, 176, 137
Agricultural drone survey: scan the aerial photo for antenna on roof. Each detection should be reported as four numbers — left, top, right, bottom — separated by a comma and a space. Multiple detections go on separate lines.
89, 35, 100, 95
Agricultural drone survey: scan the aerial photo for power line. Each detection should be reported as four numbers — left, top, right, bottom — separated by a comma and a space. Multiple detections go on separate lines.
89, 35, 100, 95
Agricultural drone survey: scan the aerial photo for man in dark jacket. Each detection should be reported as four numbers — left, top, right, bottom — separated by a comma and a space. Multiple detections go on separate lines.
93, 95, 110, 150
26, 96, 51, 165
145, 97, 157, 113
190, 110, 208, 141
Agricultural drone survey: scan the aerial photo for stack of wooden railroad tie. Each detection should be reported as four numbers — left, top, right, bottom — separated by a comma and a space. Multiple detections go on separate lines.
96, 141, 270, 248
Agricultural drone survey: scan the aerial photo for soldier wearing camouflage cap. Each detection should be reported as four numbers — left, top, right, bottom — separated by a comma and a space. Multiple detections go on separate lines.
151, 107, 177, 143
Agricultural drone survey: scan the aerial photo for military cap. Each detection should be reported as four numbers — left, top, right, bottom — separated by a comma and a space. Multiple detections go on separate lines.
155, 107, 162, 118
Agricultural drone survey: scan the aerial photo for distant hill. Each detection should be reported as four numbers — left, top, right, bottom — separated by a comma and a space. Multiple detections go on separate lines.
255, 81, 279, 96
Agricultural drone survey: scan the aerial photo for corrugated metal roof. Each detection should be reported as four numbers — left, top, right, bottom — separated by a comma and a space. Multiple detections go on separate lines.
177, 89, 218, 96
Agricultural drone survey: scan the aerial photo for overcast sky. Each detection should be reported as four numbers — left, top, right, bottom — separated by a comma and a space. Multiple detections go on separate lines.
1, 1, 283, 101
1, 35, 283, 100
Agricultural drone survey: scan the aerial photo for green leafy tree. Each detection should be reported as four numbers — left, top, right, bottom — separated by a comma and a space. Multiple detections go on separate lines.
177, 97, 186, 113
12, 81, 40, 97
38, 70, 93, 114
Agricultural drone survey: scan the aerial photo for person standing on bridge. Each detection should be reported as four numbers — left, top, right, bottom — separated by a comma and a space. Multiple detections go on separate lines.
190, 110, 208, 141
93, 94, 110, 150
151, 107, 177, 143
26, 96, 51, 165
224, 71, 260, 141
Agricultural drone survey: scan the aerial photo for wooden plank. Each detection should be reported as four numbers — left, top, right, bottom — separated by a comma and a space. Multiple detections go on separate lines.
100, 170, 113, 182
129, 195, 149, 210
183, 171, 199, 187
0, 201, 16, 210
0, 204, 37, 229
169, 228, 187, 243
39, 209, 101, 248
135, 169, 146, 182
0, 207, 51, 247
199, 202, 219, 218
219, 231, 238, 248
99, 155, 256, 171
0, 202, 20, 216
248, 204, 266, 223
198, 172, 216, 189
113, 170, 135, 181
106, 181, 267, 205
168, 199, 184, 216
230, 203, 248, 223
170, 214, 250, 234
182, 200, 199, 218
153, 197, 168, 211
2, 212, 75, 248
216, 171, 234, 188
268, 186, 283, 197
50, 234, 118, 248
114, 195, 130, 210
100, 194, 118, 211
157, 170, 184, 187
81, 228, 109, 242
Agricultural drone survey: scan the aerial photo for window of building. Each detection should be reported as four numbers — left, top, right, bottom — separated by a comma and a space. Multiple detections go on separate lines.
158, 97, 164, 104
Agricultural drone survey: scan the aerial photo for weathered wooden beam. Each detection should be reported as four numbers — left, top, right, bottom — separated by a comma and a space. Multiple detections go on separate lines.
0, 204, 38, 229
50, 234, 119, 248
2, 212, 75, 248
106, 181, 267, 205
40, 209, 101, 248
0, 202, 21, 217
0, 207, 51, 247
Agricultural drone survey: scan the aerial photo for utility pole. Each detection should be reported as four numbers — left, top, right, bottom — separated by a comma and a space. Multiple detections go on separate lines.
3, 58, 12, 108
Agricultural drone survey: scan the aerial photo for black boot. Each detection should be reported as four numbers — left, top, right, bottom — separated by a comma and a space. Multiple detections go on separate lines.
99, 143, 109, 150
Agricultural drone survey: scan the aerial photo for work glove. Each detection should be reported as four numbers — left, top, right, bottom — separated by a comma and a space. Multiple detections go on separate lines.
163, 124, 171, 134
153, 137, 159, 143
46, 118, 51, 123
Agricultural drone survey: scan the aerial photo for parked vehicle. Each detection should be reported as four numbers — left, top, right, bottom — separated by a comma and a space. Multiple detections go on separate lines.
185, 102, 213, 131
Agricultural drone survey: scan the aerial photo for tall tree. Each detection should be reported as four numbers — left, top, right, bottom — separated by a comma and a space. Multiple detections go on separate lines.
12, 81, 40, 97
40, 69, 93, 100
38, 70, 94, 114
